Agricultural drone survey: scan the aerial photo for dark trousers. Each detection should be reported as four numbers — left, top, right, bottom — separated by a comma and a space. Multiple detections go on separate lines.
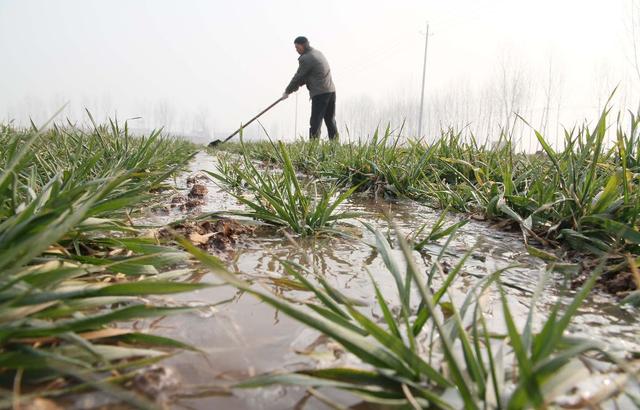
310, 92, 338, 140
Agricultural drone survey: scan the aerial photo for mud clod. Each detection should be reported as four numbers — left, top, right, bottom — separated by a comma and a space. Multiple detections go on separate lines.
186, 173, 209, 186
161, 218, 254, 253
129, 365, 179, 401
169, 187, 207, 211
600, 270, 637, 295
169, 194, 205, 211
183, 198, 205, 210
188, 183, 208, 199
570, 257, 638, 297
170, 195, 186, 207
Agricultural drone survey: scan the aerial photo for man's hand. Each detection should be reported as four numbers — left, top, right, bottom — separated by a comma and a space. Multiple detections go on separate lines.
281, 92, 289, 100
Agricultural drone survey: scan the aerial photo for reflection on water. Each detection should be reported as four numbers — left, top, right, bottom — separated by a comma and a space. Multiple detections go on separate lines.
133, 152, 639, 410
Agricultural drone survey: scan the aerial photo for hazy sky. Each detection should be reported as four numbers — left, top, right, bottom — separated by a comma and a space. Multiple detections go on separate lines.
1, 0, 638, 142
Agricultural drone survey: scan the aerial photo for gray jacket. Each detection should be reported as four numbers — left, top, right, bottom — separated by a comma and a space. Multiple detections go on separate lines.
285, 47, 335, 98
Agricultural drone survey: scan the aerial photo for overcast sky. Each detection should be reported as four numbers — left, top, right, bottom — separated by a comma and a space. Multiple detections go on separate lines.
1, 0, 638, 143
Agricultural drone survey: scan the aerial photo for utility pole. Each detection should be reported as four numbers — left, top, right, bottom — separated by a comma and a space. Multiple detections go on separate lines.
418, 22, 430, 138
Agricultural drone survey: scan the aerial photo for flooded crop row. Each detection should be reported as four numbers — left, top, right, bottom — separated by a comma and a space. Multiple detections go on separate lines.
124, 152, 640, 410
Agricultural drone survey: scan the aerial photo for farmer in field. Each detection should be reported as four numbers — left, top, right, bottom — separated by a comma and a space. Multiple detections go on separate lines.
283, 36, 338, 140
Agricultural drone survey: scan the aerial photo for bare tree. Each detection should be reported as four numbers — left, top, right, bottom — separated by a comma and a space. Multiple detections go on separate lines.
191, 105, 213, 142
339, 94, 377, 140
593, 61, 615, 111
154, 100, 174, 131
629, 0, 640, 83
498, 53, 524, 129
496, 51, 535, 150
539, 54, 565, 148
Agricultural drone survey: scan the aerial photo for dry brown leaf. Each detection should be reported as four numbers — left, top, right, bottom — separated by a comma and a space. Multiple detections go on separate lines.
19, 328, 132, 345
77, 328, 133, 340
188, 231, 214, 245
24, 398, 64, 410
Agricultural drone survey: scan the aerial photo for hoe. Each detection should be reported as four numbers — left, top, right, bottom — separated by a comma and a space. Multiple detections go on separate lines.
208, 96, 285, 147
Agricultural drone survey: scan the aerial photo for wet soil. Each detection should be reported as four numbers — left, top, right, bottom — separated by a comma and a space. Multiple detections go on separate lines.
568, 254, 639, 297
114, 151, 640, 410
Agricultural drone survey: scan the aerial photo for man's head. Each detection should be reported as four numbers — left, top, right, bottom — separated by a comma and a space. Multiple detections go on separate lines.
294, 36, 309, 55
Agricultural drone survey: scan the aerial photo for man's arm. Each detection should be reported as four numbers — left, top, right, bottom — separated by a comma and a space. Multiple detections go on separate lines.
285, 57, 312, 94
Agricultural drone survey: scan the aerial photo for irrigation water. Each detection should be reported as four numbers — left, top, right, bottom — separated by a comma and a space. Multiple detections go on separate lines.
108, 152, 640, 409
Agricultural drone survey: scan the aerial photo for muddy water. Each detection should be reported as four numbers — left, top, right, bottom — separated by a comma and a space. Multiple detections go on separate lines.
137, 152, 638, 409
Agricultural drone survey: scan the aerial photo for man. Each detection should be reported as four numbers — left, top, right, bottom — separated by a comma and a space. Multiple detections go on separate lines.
283, 36, 337, 140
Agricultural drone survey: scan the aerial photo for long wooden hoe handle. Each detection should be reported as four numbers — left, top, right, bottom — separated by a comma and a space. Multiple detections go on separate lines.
209, 96, 286, 147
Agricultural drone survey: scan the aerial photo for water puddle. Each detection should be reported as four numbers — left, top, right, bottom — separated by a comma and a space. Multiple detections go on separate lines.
129, 152, 639, 409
